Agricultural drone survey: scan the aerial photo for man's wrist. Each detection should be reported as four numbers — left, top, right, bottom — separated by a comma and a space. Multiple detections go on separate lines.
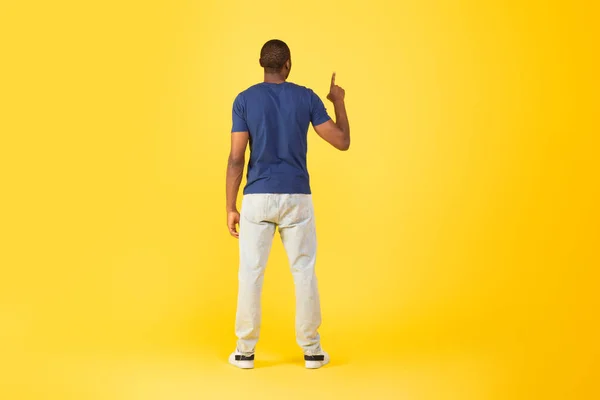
227, 207, 238, 213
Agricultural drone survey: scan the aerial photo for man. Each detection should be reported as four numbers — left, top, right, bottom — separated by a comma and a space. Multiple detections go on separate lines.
226, 39, 350, 369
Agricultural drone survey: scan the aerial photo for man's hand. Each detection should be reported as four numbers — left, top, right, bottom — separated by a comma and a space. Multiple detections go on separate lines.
314, 72, 350, 150
227, 210, 240, 238
327, 72, 345, 103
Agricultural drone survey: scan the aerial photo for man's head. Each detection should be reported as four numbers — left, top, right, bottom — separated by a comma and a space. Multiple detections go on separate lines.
259, 39, 291, 79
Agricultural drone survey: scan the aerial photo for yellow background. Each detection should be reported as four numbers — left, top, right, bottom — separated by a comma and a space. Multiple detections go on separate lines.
1, 0, 598, 399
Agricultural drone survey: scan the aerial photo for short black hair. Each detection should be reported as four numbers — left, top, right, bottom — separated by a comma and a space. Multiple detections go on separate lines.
259, 39, 291, 73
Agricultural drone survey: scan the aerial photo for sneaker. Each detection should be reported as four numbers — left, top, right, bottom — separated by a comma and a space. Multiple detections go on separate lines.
304, 350, 330, 369
228, 350, 254, 369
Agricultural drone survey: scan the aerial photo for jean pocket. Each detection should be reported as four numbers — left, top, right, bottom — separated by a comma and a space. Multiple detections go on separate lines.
241, 195, 263, 224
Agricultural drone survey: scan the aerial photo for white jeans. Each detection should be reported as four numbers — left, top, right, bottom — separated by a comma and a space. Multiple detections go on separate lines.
235, 193, 322, 356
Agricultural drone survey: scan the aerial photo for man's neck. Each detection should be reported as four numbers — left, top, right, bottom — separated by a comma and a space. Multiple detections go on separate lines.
264, 73, 286, 84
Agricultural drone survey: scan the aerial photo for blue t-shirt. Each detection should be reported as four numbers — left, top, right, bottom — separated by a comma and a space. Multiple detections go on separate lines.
231, 82, 331, 194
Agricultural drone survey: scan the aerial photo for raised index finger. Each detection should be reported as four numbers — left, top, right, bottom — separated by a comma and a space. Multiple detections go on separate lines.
331, 72, 336, 87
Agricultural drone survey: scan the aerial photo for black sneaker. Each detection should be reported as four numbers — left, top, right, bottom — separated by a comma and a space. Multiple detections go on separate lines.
228, 350, 254, 369
304, 351, 330, 369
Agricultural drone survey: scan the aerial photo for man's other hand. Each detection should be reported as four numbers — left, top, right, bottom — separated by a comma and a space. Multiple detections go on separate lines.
227, 210, 240, 238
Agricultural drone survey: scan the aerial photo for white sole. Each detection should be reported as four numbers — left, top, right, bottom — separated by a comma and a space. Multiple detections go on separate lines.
305, 358, 330, 369
229, 360, 254, 369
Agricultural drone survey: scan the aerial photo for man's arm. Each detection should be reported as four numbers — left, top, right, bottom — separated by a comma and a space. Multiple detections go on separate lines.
226, 131, 249, 238
313, 73, 350, 150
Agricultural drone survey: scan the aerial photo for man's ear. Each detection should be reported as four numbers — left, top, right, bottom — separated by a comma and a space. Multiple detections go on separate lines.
259, 58, 264, 67
285, 60, 291, 70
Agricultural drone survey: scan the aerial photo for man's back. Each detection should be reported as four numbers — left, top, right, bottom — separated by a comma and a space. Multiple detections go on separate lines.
231, 82, 330, 195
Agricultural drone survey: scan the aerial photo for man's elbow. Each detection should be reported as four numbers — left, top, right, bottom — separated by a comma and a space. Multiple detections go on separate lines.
228, 154, 245, 168
337, 139, 350, 151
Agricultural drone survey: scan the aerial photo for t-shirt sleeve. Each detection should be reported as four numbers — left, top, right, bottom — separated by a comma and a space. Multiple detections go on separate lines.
231, 94, 248, 132
309, 90, 331, 126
